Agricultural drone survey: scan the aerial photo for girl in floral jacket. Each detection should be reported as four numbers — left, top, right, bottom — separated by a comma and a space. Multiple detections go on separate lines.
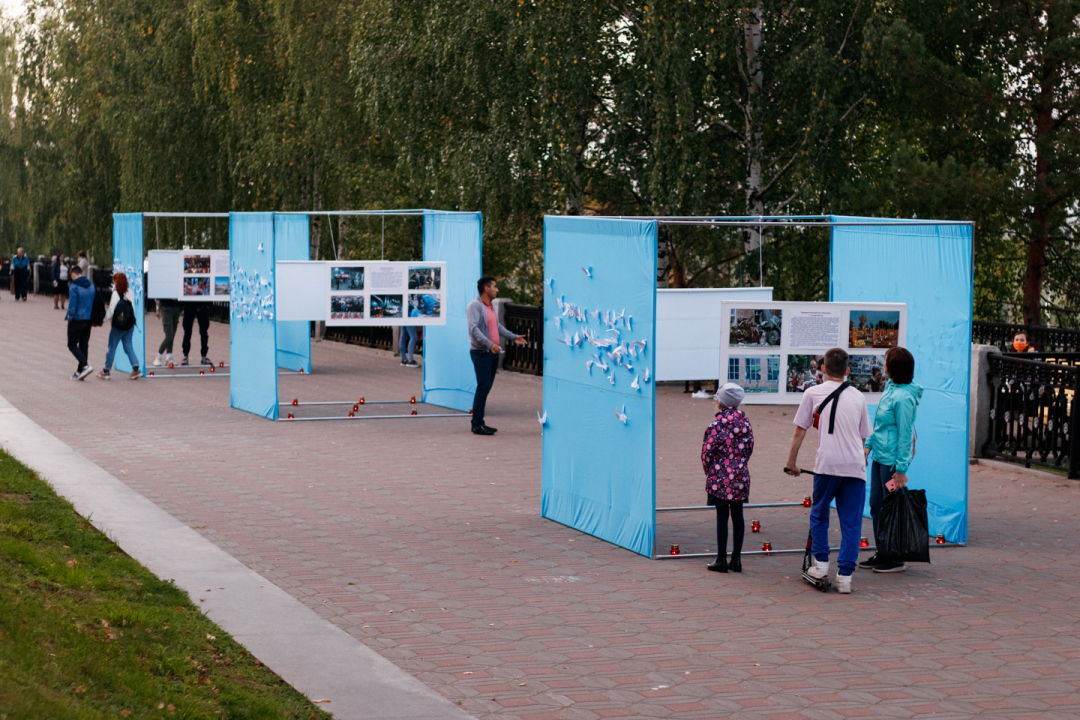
701, 383, 754, 573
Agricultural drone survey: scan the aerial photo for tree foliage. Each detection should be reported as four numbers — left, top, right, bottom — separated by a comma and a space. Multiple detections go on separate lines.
0, 0, 1076, 324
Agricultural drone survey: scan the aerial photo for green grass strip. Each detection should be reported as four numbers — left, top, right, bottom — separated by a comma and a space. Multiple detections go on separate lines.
0, 449, 334, 720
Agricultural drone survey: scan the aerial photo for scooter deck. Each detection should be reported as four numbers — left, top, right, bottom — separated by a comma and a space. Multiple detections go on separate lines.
802, 570, 832, 592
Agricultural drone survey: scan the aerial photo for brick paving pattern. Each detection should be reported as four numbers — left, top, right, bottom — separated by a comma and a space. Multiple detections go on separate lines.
3, 294, 1080, 719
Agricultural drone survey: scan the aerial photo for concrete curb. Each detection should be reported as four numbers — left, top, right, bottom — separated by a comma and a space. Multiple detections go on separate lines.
0, 393, 475, 720
972, 456, 1073, 481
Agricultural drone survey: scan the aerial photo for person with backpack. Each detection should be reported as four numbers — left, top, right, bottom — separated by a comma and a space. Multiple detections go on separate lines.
783, 348, 872, 594
96, 272, 141, 380
52, 254, 69, 310
65, 265, 97, 380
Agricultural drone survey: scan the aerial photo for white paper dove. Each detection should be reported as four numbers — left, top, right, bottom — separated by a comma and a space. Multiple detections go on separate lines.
538, 411, 547, 425
545, 278, 554, 292
644, 367, 651, 383
582, 266, 592, 277
555, 295, 565, 310
556, 331, 572, 346
257, 243, 264, 252
586, 360, 594, 374
591, 354, 608, 372
588, 309, 599, 321
631, 374, 640, 390
615, 405, 628, 424
607, 373, 615, 386
626, 315, 633, 331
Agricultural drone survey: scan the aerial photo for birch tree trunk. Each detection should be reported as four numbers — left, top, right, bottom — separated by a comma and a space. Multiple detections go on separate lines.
742, 6, 765, 254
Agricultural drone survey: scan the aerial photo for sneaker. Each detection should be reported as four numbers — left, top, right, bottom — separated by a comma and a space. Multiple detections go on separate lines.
471, 426, 496, 436
181, 356, 189, 366
70, 372, 81, 381
400, 360, 408, 366
201, 356, 212, 366
835, 574, 853, 594
404, 360, 419, 368
806, 559, 830, 581
153, 354, 164, 366
165, 353, 173, 364
129, 369, 141, 380
858, 554, 883, 570
77, 365, 93, 381
691, 390, 713, 399
873, 561, 907, 573
96, 370, 111, 380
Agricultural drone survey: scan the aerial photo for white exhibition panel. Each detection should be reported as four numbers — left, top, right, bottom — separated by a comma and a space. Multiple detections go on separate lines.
178, 250, 231, 302
655, 287, 773, 381
720, 300, 908, 404
147, 250, 180, 299
274, 260, 448, 326
275, 261, 326, 321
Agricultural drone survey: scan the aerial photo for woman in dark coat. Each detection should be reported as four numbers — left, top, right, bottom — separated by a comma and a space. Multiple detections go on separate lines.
701, 382, 754, 573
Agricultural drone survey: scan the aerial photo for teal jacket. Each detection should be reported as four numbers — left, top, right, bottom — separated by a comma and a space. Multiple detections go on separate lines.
866, 381, 923, 474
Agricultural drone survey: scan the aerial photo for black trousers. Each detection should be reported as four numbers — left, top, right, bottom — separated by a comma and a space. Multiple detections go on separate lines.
67, 320, 92, 371
181, 304, 210, 358
715, 501, 745, 559
13, 271, 28, 300
470, 348, 499, 429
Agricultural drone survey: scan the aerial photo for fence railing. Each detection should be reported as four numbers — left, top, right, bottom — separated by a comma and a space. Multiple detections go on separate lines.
322, 325, 397, 352
974, 321, 1080, 353
984, 354, 1079, 478
502, 303, 543, 375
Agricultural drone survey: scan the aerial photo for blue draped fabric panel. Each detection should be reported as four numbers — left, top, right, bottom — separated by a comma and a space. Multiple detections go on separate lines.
830, 216, 973, 542
273, 214, 312, 373
111, 213, 145, 374
541, 216, 658, 557
229, 213, 279, 419
421, 212, 483, 412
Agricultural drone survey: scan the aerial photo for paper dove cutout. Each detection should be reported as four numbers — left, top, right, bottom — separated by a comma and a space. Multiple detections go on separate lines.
545, 278, 554, 292
588, 309, 599, 321
607, 372, 616, 386
631, 374, 640, 390
257, 243, 264, 252
538, 411, 547, 425
556, 331, 573, 345
615, 405, 628, 424
591, 354, 608, 372
555, 295, 565, 310
626, 315, 633, 331
644, 367, 651, 383
582, 266, 592, 277
586, 360, 594, 374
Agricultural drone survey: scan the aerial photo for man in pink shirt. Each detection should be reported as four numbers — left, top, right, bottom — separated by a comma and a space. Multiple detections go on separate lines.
784, 348, 872, 594
466, 277, 526, 435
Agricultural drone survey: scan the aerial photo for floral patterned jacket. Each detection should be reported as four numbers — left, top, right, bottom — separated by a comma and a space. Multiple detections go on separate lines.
702, 407, 754, 502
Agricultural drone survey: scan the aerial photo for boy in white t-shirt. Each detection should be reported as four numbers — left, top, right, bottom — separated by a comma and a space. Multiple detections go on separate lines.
784, 348, 872, 594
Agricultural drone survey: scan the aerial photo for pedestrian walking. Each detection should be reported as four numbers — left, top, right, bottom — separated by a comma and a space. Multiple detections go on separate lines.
65, 265, 96, 380
784, 348, 872, 594
11, 248, 30, 301
153, 298, 180, 366
466, 277, 526, 435
96, 272, 141, 380
52, 254, 69, 310
181, 302, 212, 365
861, 347, 922, 574
702, 383, 754, 574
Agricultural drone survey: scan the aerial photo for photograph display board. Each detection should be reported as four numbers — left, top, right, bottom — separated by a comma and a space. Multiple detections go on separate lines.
325, 261, 447, 327
720, 301, 907, 404
179, 250, 231, 301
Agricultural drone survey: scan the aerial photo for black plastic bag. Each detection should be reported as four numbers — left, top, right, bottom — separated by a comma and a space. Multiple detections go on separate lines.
878, 488, 931, 563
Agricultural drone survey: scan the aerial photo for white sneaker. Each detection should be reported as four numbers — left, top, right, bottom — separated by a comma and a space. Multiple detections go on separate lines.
77, 365, 94, 381
153, 354, 164, 366
806, 559, 830, 580
165, 353, 173, 364
835, 574, 852, 594
691, 390, 713, 399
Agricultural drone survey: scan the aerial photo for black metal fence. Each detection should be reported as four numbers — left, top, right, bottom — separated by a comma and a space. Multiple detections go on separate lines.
502, 303, 544, 375
984, 353, 1079, 478
973, 321, 1080, 353
322, 325, 398, 353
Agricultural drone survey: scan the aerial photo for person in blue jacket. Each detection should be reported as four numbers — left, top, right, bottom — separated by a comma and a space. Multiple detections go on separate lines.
861, 347, 923, 574
65, 265, 97, 380
11, 248, 30, 301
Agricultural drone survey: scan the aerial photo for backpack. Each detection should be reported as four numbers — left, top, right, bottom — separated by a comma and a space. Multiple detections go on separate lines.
90, 288, 108, 327
112, 293, 137, 331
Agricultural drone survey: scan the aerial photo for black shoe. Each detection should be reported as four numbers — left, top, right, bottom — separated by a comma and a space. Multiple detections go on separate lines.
729, 555, 742, 573
471, 426, 496, 436
181, 356, 189, 366
872, 561, 907, 573
482, 425, 498, 433
858, 554, 883, 570
707, 557, 728, 573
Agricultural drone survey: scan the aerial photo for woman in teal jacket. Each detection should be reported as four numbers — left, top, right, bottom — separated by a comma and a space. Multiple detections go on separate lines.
861, 347, 922, 573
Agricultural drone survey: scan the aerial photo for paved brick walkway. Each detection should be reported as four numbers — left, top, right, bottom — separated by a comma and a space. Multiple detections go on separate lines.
4, 294, 1080, 719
